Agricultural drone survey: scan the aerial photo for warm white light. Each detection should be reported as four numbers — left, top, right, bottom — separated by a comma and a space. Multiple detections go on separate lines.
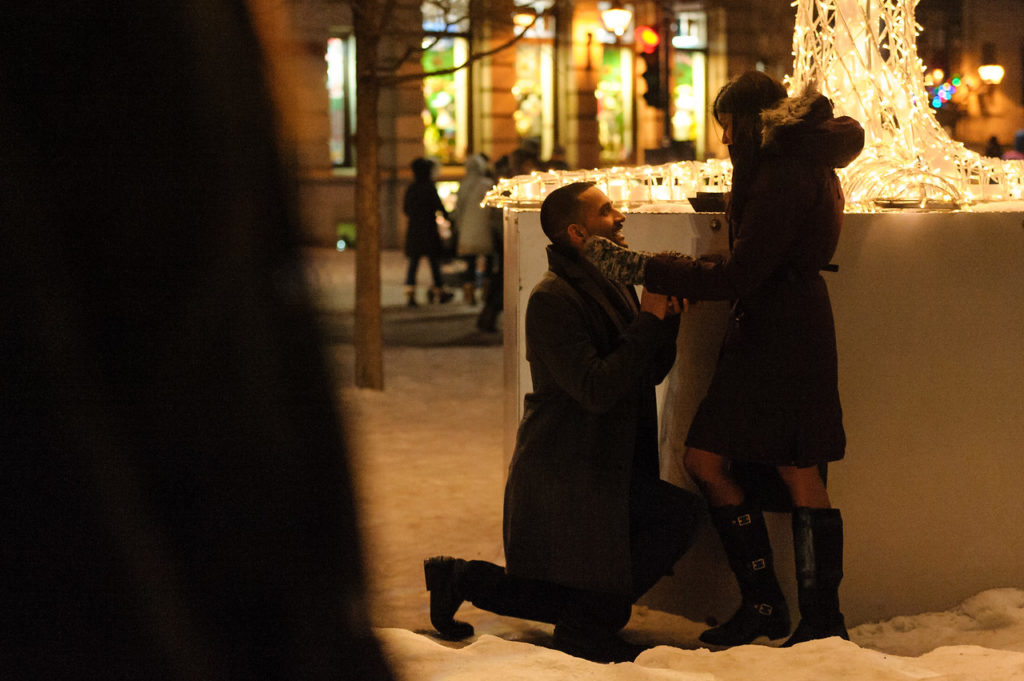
601, 2, 632, 37
512, 8, 536, 27
483, 0, 1024, 211
978, 64, 1005, 85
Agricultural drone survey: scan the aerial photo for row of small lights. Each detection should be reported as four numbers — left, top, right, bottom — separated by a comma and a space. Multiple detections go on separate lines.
490, 0, 1021, 212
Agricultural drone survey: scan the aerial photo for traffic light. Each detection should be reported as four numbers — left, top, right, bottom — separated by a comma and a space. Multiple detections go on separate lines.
636, 25, 666, 109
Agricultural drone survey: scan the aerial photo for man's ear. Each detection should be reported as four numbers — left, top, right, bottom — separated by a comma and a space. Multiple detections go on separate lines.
567, 222, 587, 246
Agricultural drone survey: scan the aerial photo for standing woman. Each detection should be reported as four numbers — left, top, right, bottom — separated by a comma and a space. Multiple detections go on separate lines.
586, 71, 864, 647
404, 157, 454, 306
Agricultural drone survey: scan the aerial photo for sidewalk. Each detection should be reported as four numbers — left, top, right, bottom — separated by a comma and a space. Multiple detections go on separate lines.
303, 247, 501, 347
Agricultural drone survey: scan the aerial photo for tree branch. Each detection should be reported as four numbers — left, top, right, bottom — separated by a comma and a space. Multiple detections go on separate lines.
382, 14, 538, 84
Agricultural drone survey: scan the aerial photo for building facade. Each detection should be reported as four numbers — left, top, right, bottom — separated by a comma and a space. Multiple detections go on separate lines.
274, 0, 1024, 247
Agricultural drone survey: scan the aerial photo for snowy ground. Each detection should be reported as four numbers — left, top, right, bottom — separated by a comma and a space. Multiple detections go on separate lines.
316, 249, 1024, 680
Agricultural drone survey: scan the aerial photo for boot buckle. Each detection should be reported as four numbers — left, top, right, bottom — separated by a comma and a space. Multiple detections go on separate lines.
735, 513, 752, 527
751, 558, 767, 571
756, 603, 774, 616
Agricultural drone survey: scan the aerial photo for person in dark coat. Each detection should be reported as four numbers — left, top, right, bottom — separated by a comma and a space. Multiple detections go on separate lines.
586, 71, 865, 647
1, 2, 394, 679
403, 157, 454, 305
424, 182, 701, 663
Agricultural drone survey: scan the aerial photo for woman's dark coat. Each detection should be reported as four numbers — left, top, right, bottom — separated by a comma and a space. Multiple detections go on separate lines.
403, 158, 446, 259
644, 90, 865, 467
503, 245, 679, 595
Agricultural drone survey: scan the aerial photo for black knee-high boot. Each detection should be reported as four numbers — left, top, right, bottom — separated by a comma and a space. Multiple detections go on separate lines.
781, 507, 849, 646
700, 502, 790, 646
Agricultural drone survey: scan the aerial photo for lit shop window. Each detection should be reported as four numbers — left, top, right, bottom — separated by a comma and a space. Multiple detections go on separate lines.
669, 11, 707, 159
326, 36, 356, 167
421, 36, 469, 165
422, 0, 470, 165
597, 45, 634, 164
512, 15, 555, 157
670, 50, 706, 158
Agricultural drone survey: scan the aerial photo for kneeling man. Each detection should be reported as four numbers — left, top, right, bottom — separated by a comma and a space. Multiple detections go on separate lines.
425, 182, 701, 663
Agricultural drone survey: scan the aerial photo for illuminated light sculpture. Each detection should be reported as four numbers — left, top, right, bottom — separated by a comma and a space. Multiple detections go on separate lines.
787, 0, 1021, 209
485, 0, 1024, 210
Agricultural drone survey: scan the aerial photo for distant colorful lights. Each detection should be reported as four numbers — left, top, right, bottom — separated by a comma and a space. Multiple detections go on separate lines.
927, 75, 961, 109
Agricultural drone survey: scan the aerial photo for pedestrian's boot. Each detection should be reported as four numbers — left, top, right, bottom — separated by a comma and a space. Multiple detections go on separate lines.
405, 285, 418, 307
781, 507, 849, 646
462, 282, 477, 305
699, 502, 790, 646
424, 556, 475, 640
428, 286, 454, 304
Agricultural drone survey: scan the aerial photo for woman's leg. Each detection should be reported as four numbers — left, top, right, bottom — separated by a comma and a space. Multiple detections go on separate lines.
776, 465, 830, 508
684, 447, 789, 645
426, 256, 454, 303
683, 447, 744, 506
428, 256, 445, 288
404, 256, 420, 306
406, 256, 422, 285
776, 464, 848, 645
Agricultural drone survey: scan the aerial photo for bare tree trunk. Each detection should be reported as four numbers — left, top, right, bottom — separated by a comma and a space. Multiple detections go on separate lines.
354, 24, 384, 390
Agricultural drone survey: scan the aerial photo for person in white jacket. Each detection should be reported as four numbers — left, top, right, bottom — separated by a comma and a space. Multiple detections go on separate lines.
451, 154, 496, 304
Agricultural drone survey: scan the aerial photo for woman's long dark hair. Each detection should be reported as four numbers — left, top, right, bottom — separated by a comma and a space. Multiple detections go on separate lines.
712, 72, 788, 230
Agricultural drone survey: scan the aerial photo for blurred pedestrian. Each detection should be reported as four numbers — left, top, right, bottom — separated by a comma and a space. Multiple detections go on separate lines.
403, 157, 455, 306
545, 143, 570, 170
452, 153, 496, 305
984, 136, 1003, 158
475, 148, 539, 331
1002, 130, 1024, 160
1, 2, 394, 680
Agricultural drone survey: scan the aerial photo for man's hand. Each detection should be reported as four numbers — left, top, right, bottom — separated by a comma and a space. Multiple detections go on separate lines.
640, 289, 673, 319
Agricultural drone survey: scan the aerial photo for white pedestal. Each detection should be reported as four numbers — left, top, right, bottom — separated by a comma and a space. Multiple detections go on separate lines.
503, 204, 1024, 627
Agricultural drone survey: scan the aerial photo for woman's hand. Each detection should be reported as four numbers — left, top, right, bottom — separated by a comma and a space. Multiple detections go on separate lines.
584, 235, 651, 285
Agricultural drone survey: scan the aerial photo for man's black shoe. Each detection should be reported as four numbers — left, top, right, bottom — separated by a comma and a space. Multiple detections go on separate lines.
551, 624, 646, 663
424, 556, 475, 640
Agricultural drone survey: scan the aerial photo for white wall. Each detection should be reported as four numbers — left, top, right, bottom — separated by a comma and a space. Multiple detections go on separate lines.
505, 205, 1024, 627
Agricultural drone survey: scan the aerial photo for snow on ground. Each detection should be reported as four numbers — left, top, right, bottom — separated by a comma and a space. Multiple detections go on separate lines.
317, 251, 1024, 680
331, 345, 1024, 681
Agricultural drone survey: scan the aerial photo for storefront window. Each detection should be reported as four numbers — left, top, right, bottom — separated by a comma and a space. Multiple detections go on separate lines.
597, 45, 634, 164
670, 10, 707, 158
422, 37, 469, 164
422, 0, 470, 165
670, 50, 706, 158
326, 36, 356, 167
513, 16, 556, 158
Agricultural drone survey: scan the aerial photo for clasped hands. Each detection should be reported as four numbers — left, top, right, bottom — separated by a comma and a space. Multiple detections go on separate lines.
585, 235, 694, 320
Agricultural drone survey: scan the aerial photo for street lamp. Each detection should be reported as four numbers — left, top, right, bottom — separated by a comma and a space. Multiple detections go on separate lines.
978, 42, 1005, 86
512, 6, 537, 27
601, 0, 632, 37
978, 63, 1005, 86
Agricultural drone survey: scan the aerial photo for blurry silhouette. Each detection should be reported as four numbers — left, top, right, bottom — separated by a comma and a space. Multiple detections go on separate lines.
475, 148, 540, 333
1, 3, 394, 680
984, 136, 1003, 158
1003, 130, 1024, 160
545, 144, 570, 171
404, 158, 455, 306
452, 154, 496, 305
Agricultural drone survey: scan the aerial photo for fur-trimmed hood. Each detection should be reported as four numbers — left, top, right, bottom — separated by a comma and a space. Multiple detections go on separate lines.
760, 84, 864, 169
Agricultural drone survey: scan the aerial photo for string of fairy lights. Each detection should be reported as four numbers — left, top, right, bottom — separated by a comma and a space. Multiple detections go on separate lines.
484, 0, 1024, 212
